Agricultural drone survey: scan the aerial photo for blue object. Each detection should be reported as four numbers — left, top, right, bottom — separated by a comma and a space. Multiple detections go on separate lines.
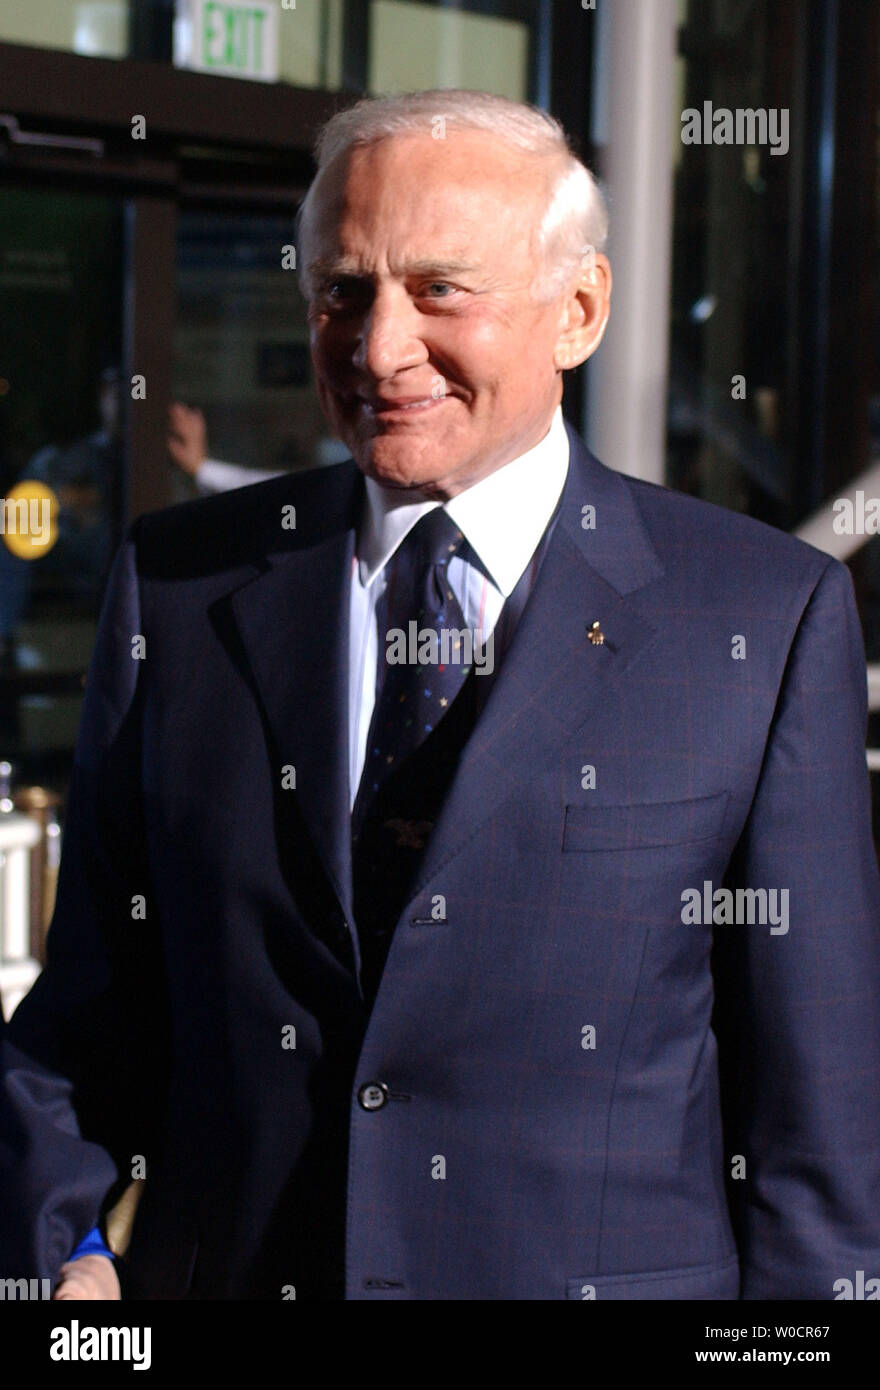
68, 1226, 114, 1262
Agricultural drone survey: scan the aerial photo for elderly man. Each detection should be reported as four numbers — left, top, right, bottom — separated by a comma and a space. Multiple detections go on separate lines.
2, 90, 879, 1302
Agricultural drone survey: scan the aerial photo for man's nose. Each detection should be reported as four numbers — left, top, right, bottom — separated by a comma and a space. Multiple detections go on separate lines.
352, 285, 427, 379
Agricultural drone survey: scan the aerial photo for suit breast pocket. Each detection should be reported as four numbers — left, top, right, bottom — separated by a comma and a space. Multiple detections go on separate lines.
566, 1255, 739, 1299
562, 792, 730, 853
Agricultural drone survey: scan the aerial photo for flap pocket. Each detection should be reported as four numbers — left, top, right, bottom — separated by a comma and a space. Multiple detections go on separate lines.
563, 791, 729, 852
567, 1255, 739, 1300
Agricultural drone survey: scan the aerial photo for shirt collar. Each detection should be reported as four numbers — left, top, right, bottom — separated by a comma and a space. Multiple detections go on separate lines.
357, 406, 569, 597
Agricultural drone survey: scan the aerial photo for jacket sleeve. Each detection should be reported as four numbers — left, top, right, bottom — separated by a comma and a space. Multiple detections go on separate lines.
712, 555, 880, 1299
0, 521, 170, 1283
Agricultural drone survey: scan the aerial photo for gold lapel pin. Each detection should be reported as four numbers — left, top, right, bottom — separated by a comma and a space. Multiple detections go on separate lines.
588, 621, 605, 645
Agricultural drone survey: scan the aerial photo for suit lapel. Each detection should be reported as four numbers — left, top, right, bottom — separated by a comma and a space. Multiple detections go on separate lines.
225, 465, 362, 931
217, 434, 666, 948
410, 429, 666, 897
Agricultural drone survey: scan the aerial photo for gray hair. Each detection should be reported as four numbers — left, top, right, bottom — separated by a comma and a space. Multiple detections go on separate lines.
296, 89, 608, 302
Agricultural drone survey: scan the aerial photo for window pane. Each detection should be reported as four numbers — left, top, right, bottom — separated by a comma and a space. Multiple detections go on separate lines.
369, 1, 530, 100
0, 0, 128, 57
667, 0, 798, 530
278, 0, 343, 88
172, 209, 343, 504
0, 188, 125, 777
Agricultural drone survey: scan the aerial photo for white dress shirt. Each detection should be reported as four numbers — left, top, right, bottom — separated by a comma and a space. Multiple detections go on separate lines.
348, 405, 570, 804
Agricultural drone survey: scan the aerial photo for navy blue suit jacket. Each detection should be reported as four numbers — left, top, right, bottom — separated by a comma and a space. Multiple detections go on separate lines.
2, 425, 879, 1299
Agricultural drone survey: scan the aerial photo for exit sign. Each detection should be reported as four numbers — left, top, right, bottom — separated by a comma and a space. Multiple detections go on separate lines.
174, 0, 280, 83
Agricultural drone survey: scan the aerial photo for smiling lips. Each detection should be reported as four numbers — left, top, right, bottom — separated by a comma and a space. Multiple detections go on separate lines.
361, 394, 449, 416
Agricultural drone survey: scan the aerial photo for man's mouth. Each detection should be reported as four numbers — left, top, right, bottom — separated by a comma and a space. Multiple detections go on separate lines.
359, 394, 450, 419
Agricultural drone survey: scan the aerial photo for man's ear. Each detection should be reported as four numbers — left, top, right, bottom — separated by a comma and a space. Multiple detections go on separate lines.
553, 252, 612, 371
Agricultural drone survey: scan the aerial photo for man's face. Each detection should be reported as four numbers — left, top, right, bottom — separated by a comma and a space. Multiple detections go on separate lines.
304, 132, 587, 498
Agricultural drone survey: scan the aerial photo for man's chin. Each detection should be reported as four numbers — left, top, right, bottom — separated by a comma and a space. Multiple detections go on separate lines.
357, 442, 454, 495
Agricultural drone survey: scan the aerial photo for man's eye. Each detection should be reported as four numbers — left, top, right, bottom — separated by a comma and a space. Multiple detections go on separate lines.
326, 280, 354, 298
423, 282, 455, 297
321, 278, 365, 303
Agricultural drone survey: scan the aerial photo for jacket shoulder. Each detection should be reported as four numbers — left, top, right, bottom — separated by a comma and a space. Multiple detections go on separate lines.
620, 468, 837, 590
131, 460, 361, 579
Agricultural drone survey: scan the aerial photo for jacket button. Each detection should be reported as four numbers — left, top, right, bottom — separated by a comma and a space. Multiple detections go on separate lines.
358, 1082, 389, 1111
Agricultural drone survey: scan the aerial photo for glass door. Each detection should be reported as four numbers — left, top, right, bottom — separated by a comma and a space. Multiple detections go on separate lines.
0, 186, 125, 780
170, 208, 341, 503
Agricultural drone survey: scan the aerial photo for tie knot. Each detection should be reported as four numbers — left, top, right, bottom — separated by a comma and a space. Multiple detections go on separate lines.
410, 508, 465, 570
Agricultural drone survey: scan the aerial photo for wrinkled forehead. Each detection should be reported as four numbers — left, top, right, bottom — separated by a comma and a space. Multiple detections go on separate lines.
301, 132, 549, 277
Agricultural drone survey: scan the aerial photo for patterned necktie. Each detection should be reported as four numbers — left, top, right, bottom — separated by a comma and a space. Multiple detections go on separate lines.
352, 507, 474, 835
351, 498, 562, 1005
352, 508, 479, 1001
